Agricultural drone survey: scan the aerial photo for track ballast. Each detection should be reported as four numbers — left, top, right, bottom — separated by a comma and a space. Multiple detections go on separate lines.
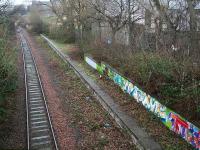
20, 31, 58, 150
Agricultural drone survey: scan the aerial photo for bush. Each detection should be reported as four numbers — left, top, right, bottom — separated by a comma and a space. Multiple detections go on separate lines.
48, 25, 75, 43
90, 42, 200, 110
0, 38, 17, 121
130, 52, 177, 83
29, 7, 49, 34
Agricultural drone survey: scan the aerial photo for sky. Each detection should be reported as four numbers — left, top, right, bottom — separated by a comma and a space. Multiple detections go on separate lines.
13, 0, 25, 5
12, 0, 49, 5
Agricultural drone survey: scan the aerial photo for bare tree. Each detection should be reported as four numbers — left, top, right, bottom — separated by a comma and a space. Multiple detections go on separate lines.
125, 0, 146, 50
41, 0, 200, 58
0, 0, 10, 24
186, 0, 199, 57
142, 0, 190, 52
68, 0, 91, 41
88, 0, 128, 43
42, 0, 91, 41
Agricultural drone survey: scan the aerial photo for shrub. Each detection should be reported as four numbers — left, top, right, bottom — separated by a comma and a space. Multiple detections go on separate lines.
29, 7, 49, 34
90, 42, 199, 110
130, 52, 177, 83
0, 38, 17, 121
48, 25, 75, 43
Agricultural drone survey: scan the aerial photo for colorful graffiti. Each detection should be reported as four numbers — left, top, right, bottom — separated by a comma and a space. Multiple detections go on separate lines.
85, 56, 200, 149
84, 56, 105, 75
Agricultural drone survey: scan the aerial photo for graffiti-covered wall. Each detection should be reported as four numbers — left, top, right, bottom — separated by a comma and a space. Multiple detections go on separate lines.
85, 55, 200, 149
84, 56, 105, 75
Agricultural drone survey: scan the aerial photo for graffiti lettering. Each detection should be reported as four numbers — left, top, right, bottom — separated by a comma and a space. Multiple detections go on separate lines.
85, 56, 200, 149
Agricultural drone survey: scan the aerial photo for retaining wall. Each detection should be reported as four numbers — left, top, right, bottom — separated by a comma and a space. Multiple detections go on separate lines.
85, 55, 200, 150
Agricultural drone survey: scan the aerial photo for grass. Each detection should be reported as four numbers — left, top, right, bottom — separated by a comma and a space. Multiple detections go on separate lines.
48, 39, 71, 53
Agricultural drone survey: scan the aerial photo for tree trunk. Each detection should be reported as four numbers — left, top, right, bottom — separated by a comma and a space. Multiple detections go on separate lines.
129, 24, 135, 50
127, 0, 132, 49
77, 23, 83, 42
98, 21, 102, 42
111, 30, 117, 44
155, 18, 162, 51
187, 0, 198, 57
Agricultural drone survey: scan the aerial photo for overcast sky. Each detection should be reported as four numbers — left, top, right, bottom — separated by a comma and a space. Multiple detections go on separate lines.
12, 0, 49, 5
13, 0, 25, 5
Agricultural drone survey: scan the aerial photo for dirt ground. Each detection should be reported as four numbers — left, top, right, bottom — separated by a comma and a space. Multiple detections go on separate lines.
24, 31, 136, 150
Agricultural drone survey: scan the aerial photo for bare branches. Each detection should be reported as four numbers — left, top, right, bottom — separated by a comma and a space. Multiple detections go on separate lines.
0, 0, 10, 24
0, 0, 9, 16
41, 0, 200, 57
88, 0, 130, 41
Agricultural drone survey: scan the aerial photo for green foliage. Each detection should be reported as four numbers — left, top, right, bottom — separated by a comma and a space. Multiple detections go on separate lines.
197, 106, 200, 113
29, 8, 49, 34
0, 37, 17, 121
48, 25, 75, 43
41, 22, 49, 35
130, 52, 177, 83
0, 40, 17, 90
0, 107, 6, 121
128, 52, 200, 107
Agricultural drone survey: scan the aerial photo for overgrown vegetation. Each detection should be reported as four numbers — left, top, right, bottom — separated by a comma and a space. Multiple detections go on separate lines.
88, 42, 200, 121
25, 5, 48, 34
0, 2, 17, 122
15, 0, 199, 149
26, 0, 200, 122
0, 36, 17, 121
48, 25, 75, 43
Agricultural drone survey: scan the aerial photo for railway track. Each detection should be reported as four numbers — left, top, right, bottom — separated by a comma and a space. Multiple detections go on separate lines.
19, 31, 58, 150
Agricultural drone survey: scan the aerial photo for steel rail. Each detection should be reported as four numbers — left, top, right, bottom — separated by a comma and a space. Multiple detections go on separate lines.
20, 30, 59, 150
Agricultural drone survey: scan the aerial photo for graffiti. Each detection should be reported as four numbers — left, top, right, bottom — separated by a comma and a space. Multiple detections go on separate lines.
85, 56, 200, 149
85, 57, 97, 70
84, 56, 104, 74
